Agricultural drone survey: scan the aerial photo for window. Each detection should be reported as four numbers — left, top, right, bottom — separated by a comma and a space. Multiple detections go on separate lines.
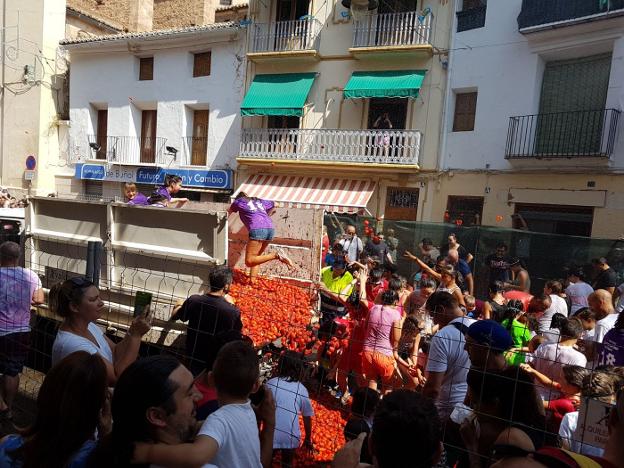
457, 0, 486, 32
384, 187, 419, 221
190, 109, 209, 166
367, 98, 407, 130
84, 180, 103, 199
514, 204, 593, 237
453, 92, 478, 132
446, 196, 484, 227
139, 57, 153, 81
193, 52, 211, 77
96, 109, 108, 160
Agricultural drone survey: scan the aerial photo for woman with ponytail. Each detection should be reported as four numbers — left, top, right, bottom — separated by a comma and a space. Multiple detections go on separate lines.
501, 299, 533, 366
50, 277, 151, 385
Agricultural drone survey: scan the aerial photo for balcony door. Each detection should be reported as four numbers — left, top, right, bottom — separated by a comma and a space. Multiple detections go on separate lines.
191, 110, 209, 166
267, 116, 299, 156
536, 53, 611, 156
274, 0, 310, 51
141, 110, 157, 163
96, 109, 108, 160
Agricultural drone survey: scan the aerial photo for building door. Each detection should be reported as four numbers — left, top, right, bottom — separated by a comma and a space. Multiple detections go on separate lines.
267, 116, 299, 155
276, 0, 309, 21
536, 53, 611, 155
141, 110, 157, 163
513, 203, 593, 237
191, 110, 209, 166
385, 187, 419, 221
96, 109, 108, 160
446, 196, 484, 226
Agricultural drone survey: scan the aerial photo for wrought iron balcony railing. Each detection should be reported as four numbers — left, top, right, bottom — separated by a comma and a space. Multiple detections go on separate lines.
505, 109, 620, 159
248, 18, 322, 54
87, 135, 168, 165
518, 0, 624, 30
456, 5, 486, 32
240, 128, 422, 165
352, 11, 432, 48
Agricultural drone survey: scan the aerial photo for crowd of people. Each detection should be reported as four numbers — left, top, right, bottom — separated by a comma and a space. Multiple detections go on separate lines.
0, 210, 624, 467
123, 175, 189, 208
0, 188, 26, 209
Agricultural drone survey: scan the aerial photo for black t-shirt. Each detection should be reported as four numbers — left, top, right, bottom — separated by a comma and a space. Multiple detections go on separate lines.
364, 239, 389, 265
485, 254, 512, 283
177, 294, 243, 373
441, 244, 469, 261
593, 267, 617, 290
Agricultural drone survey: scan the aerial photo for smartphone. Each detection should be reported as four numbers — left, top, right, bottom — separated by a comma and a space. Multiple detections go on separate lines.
133, 291, 153, 318
249, 385, 265, 406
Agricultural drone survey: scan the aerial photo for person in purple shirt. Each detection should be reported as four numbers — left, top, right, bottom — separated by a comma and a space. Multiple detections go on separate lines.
598, 311, 624, 366
124, 183, 149, 206
229, 192, 293, 279
153, 174, 189, 208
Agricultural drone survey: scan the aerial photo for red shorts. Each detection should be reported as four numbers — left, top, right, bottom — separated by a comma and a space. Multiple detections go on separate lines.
361, 350, 395, 385
337, 344, 363, 374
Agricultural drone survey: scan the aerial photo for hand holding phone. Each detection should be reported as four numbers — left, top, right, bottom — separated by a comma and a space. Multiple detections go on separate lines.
133, 291, 153, 318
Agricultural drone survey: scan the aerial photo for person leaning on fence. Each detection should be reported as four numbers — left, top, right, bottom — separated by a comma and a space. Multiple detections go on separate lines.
88, 354, 202, 468
154, 174, 189, 208
0, 241, 44, 419
123, 182, 148, 206
50, 277, 151, 386
171, 266, 243, 376
0, 351, 110, 468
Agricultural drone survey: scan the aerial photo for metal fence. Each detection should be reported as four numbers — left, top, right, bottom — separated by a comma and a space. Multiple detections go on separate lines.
87, 135, 169, 165
518, 0, 624, 30
352, 11, 432, 48
248, 17, 322, 53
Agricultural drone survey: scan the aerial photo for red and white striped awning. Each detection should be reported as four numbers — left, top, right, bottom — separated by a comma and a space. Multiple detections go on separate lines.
233, 174, 376, 213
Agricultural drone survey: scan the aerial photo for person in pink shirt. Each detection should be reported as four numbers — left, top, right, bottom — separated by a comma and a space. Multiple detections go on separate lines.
229, 192, 293, 279
361, 290, 402, 394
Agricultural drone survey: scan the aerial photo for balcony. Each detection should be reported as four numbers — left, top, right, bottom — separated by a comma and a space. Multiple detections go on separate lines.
518, 0, 624, 32
239, 128, 421, 170
247, 18, 322, 62
456, 5, 486, 32
505, 109, 620, 160
350, 11, 433, 59
87, 135, 169, 165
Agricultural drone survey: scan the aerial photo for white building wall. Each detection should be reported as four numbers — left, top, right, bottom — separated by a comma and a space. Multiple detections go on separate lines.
68, 32, 245, 170
443, 0, 624, 171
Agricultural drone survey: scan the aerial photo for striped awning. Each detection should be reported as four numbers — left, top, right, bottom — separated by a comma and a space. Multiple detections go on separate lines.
233, 174, 376, 213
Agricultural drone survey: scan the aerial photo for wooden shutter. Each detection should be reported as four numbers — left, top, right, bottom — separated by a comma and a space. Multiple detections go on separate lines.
191, 110, 209, 166
463, 0, 483, 10
96, 109, 108, 160
141, 110, 157, 163
193, 52, 211, 77
139, 57, 153, 81
453, 92, 478, 132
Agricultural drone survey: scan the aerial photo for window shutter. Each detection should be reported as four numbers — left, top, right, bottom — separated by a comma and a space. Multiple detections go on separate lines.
193, 52, 211, 77
139, 57, 154, 81
453, 92, 478, 132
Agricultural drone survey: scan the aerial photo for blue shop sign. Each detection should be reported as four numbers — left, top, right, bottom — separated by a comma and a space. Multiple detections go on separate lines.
75, 164, 232, 190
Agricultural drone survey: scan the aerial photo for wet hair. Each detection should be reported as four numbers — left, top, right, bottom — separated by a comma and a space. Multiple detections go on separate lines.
92, 355, 181, 467
502, 303, 524, 332
369, 268, 384, 283
351, 387, 380, 419
507, 299, 524, 312
419, 278, 437, 290
147, 193, 168, 205
425, 291, 458, 313
582, 372, 616, 403
402, 316, 420, 337
559, 317, 584, 340
11, 352, 107, 468
212, 341, 259, 398
209, 266, 233, 292
371, 390, 441, 468
545, 280, 563, 295
381, 289, 399, 306
164, 174, 182, 187
384, 263, 398, 275
439, 265, 457, 279
575, 307, 596, 321
489, 281, 505, 295
562, 365, 589, 389
568, 267, 585, 281
549, 313, 568, 331
421, 238, 433, 247
448, 233, 458, 241
275, 351, 305, 383
509, 257, 523, 268
0, 241, 20, 262
49, 277, 95, 319
387, 276, 402, 292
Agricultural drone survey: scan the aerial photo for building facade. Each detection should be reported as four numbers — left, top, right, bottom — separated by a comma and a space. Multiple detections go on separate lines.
234, 0, 453, 220
437, 0, 624, 238
60, 23, 245, 200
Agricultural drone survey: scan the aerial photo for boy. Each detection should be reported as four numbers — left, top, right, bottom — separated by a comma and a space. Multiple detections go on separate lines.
124, 182, 148, 206
134, 341, 276, 467
154, 174, 189, 208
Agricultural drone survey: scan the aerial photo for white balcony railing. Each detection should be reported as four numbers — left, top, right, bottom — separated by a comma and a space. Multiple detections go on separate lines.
87, 135, 169, 165
240, 128, 421, 165
353, 11, 432, 48
248, 18, 322, 53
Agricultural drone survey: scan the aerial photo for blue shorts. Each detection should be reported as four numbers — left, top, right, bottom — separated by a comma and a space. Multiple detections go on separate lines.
249, 228, 275, 241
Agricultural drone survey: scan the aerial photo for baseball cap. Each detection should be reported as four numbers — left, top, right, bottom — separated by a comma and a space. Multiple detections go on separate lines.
332, 258, 347, 270
467, 320, 512, 352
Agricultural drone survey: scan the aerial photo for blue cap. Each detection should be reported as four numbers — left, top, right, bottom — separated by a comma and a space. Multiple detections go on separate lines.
332, 258, 347, 270
467, 320, 513, 352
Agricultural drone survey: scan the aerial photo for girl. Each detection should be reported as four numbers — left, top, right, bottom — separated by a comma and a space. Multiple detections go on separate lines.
153, 174, 188, 208
483, 281, 507, 322
394, 315, 424, 389
266, 351, 314, 467
436, 266, 466, 307
229, 192, 293, 279
123, 182, 148, 206
501, 300, 532, 366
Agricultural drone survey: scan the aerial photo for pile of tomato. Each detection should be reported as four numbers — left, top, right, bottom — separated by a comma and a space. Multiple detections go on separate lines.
229, 270, 315, 346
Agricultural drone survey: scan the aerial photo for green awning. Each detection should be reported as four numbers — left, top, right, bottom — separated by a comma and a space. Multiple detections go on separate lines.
241, 73, 317, 117
343, 70, 426, 99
